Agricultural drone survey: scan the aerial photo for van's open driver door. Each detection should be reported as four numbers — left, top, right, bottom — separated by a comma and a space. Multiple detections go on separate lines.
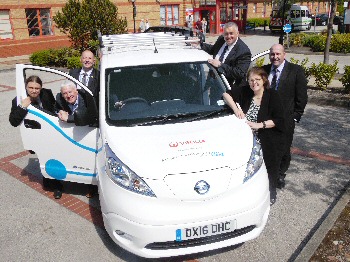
16, 64, 99, 185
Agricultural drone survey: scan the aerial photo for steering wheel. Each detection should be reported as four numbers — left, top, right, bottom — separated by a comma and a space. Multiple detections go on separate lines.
114, 97, 150, 110
122, 97, 149, 104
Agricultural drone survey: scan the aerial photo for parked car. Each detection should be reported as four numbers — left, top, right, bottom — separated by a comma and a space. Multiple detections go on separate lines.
311, 13, 343, 26
311, 13, 328, 26
144, 26, 194, 36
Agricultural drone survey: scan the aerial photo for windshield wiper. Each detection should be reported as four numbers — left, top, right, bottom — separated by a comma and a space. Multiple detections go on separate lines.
137, 109, 228, 126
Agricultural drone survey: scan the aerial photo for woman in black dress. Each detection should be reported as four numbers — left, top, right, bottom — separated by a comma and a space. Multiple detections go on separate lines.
223, 67, 285, 205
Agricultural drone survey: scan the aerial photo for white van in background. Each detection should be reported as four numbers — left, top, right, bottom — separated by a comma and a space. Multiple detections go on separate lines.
289, 5, 312, 31
269, 4, 311, 32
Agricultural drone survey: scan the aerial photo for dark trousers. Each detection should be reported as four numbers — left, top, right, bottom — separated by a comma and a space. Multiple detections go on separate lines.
279, 121, 295, 176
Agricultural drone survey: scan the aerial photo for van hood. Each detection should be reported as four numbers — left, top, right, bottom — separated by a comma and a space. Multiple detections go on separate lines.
105, 115, 253, 179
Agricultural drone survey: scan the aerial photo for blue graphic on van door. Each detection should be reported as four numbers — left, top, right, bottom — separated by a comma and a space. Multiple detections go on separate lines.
45, 159, 96, 179
28, 109, 98, 153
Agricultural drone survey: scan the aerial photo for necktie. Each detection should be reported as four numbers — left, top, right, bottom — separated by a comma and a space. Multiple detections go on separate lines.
82, 73, 88, 86
271, 68, 278, 90
219, 45, 229, 63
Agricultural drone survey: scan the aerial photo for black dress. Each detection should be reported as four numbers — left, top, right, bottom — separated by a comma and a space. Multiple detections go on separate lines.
228, 87, 285, 188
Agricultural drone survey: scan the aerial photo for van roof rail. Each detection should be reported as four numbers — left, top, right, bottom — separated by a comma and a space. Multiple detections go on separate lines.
99, 32, 200, 54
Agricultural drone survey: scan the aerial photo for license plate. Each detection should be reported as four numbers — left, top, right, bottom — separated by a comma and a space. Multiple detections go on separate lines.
176, 220, 236, 241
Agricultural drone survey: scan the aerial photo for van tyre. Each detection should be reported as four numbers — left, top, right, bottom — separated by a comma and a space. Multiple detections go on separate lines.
307, 23, 311, 30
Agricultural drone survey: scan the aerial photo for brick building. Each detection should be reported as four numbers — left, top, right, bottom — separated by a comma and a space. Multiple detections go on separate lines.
0, 0, 329, 58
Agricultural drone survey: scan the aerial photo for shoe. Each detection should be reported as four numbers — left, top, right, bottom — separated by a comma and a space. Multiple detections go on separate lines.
86, 185, 98, 198
270, 197, 276, 206
42, 177, 50, 189
277, 174, 286, 189
269, 187, 277, 206
54, 190, 62, 199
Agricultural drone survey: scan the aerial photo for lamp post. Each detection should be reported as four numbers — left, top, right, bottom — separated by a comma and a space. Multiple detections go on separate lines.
132, 0, 136, 33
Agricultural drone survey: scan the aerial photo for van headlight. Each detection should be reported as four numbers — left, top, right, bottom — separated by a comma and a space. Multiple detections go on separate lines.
243, 136, 264, 183
105, 144, 156, 197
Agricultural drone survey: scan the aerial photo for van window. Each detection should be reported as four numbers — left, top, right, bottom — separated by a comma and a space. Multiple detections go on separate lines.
105, 62, 228, 126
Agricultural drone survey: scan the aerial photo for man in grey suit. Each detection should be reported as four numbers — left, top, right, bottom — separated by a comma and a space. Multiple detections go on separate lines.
263, 44, 308, 188
55, 80, 88, 123
201, 22, 251, 90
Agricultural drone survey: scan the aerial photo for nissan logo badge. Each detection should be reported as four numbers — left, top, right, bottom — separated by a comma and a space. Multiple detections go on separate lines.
194, 180, 210, 195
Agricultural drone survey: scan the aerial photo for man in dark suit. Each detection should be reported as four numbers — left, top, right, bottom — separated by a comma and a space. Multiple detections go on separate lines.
262, 44, 308, 189
9, 75, 63, 199
69, 50, 100, 99
9, 76, 55, 127
201, 22, 251, 91
55, 80, 87, 123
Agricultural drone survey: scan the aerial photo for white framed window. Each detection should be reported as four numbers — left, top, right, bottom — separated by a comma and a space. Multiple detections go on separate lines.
160, 5, 179, 26
25, 8, 53, 37
0, 10, 13, 39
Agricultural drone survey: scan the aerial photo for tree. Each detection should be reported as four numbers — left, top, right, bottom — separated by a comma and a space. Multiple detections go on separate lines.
54, 0, 128, 52
324, 0, 345, 64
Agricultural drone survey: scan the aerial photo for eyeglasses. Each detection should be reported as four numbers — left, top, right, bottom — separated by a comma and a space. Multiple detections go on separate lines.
224, 32, 237, 36
248, 78, 262, 83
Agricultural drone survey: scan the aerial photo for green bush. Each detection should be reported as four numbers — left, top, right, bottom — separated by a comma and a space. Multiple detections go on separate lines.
340, 65, 350, 93
50, 48, 81, 67
255, 57, 265, 67
302, 34, 322, 47
67, 56, 82, 69
87, 40, 100, 54
54, 0, 127, 52
330, 33, 350, 53
246, 18, 270, 27
290, 57, 311, 83
289, 33, 307, 47
310, 60, 339, 90
310, 35, 326, 52
29, 50, 52, 66
30, 47, 85, 68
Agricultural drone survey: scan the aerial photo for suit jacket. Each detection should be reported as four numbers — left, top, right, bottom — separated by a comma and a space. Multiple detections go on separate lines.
229, 87, 285, 176
69, 68, 100, 98
9, 88, 55, 127
202, 36, 251, 89
262, 61, 308, 125
55, 90, 88, 123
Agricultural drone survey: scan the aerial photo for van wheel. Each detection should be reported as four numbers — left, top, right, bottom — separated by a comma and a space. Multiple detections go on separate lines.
307, 23, 311, 30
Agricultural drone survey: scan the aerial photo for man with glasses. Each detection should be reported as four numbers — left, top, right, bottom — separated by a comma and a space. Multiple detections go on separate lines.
201, 22, 251, 92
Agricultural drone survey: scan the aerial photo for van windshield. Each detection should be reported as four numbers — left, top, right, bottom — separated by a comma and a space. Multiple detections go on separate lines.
105, 62, 229, 126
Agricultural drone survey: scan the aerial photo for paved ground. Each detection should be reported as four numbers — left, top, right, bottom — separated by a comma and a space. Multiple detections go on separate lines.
0, 31, 349, 261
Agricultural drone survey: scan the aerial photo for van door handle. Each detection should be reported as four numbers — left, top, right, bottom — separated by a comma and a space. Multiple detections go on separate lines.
24, 119, 41, 129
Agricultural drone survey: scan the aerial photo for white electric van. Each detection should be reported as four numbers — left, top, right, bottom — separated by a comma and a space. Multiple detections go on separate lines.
289, 5, 312, 31
16, 31, 270, 258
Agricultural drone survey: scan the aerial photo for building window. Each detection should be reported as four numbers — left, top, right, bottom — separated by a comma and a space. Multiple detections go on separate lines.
160, 5, 179, 26
253, 3, 257, 13
0, 10, 13, 39
25, 8, 53, 37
